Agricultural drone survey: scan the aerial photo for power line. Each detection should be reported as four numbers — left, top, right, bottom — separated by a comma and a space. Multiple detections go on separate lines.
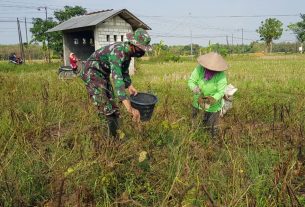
0, 20, 19, 22
192, 14, 301, 18
0, 30, 15, 34
0, 17, 35, 20
0, 0, 45, 6
0, 20, 33, 23
150, 33, 258, 41
0, 3, 299, 46
151, 34, 227, 38
0, 1, 61, 10
0, 4, 39, 9
0, 11, 45, 14
189, 21, 257, 34
0, 28, 17, 29
138, 14, 301, 18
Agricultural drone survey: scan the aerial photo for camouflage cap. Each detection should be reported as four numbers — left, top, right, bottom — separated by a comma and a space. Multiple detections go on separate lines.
126, 28, 152, 51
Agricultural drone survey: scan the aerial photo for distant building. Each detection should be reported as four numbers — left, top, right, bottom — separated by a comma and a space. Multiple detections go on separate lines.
298, 46, 303, 53
47, 9, 151, 74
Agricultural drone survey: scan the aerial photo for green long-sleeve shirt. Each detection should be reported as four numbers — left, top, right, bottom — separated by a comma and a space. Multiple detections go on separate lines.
188, 65, 227, 112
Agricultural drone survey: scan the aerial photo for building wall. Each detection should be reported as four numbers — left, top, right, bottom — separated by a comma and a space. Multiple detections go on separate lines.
94, 16, 135, 75
94, 16, 133, 48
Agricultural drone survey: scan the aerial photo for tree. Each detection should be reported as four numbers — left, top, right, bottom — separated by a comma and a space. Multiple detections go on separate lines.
256, 18, 283, 53
182, 44, 200, 56
51, 6, 86, 55
30, 18, 58, 61
30, 6, 87, 59
54, 6, 87, 23
288, 14, 305, 49
152, 40, 166, 56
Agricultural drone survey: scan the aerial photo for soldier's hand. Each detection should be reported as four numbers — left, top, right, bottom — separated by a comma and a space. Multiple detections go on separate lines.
130, 108, 140, 123
128, 85, 138, 96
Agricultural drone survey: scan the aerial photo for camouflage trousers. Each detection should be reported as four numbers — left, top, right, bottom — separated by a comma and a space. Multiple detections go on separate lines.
80, 67, 119, 117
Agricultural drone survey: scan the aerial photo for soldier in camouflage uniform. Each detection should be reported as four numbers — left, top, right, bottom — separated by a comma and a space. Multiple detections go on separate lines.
80, 28, 151, 137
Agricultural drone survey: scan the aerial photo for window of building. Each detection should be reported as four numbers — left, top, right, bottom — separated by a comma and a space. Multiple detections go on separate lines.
121, 35, 124, 42
106, 35, 110, 42
114, 35, 117, 42
73, 38, 79, 45
90, 38, 94, 45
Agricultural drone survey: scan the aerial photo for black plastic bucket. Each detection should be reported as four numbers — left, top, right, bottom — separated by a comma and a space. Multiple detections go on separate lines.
130, 92, 158, 121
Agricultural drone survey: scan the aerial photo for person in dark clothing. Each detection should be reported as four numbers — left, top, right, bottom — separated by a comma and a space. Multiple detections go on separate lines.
9, 53, 17, 64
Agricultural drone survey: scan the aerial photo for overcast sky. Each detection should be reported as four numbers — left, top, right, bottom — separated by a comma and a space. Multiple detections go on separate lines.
0, 0, 305, 46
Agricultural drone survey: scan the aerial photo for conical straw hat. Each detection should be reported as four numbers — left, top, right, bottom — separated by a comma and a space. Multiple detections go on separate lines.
197, 52, 228, 71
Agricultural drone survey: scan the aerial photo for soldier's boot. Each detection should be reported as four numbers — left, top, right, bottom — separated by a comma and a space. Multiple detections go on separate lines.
106, 114, 119, 138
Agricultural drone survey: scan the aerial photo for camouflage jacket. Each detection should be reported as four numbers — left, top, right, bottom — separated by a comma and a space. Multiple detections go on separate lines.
86, 42, 133, 101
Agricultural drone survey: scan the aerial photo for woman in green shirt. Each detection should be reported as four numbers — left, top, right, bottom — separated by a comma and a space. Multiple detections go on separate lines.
188, 52, 228, 138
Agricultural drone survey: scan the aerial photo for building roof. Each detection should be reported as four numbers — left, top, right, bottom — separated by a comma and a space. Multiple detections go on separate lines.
47, 9, 151, 32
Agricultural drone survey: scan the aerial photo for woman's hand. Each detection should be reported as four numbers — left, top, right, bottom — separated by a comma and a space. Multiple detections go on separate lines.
204, 96, 216, 105
193, 86, 201, 94
128, 85, 138, 96
198, 96, 204, 105
198, 96, 216, 109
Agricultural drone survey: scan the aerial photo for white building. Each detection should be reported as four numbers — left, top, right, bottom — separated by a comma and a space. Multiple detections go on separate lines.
298, 46, 303, 53
47, 9, 151, 74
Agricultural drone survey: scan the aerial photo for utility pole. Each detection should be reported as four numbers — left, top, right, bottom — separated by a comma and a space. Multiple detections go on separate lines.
25, 17, 28, 44
231, 34, 233, 45
189, 12, 193, 59
38, 6, 50, 63
191, 30, 193, 59
241, 28, 244, 46
25, 17, 30, 62
17, 18, 22, 60
17, 18, 25, 64
226, 35, 230, 54
241, 28, 244, 53
231, 34, 234, 54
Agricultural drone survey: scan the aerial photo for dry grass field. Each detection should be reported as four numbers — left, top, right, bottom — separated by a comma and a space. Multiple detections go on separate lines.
0, 54, 305, 206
